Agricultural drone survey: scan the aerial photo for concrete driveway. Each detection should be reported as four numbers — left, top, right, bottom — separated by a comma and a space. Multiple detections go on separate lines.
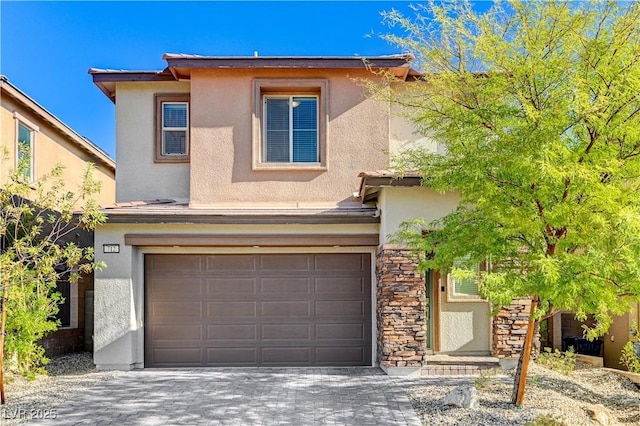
29, 367, 422, 425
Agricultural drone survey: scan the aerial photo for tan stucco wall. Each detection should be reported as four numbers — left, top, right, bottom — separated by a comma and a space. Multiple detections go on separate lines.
1, 95, 115, 207
114, 81, 191, 203
439, 292, 492, 354
93, 222, 379, 369
188, 68, 389, 208
379, 186, 459, 244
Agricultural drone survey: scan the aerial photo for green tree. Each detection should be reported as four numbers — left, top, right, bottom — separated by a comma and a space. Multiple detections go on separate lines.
0, 153, 106, 398
372, 0, 640, 405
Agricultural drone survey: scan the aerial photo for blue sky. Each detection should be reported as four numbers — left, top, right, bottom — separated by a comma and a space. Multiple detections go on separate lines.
1, 1, 419, 159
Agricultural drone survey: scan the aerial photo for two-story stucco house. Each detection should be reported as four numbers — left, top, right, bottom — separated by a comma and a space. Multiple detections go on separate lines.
0, 75, 116, 355
89, 54, 530, 374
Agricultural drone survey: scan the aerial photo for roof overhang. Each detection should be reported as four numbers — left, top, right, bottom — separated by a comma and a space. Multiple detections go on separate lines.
88, 69, 175, 103
358, 170, 423, 203
90, 53, 417, 102
162, 53, 414, 80
101, 200, 380, 224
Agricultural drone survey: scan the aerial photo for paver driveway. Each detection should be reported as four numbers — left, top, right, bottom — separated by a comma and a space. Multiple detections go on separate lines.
30, 367, 422, 425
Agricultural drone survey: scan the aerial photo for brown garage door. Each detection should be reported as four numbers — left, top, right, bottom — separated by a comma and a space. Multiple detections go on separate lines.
145, 253, 372, 367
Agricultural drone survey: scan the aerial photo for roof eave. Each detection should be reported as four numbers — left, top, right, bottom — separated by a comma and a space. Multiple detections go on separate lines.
88, 69, 177, 103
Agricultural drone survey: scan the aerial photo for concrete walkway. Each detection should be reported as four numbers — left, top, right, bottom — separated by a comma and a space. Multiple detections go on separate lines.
29, 367, 422, 426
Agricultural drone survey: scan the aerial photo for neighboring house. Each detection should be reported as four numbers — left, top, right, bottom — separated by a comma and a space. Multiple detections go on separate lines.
89, 54, 530, 374
0, 75, 116, 355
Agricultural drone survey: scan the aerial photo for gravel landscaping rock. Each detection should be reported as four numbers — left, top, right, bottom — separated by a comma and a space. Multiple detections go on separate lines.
0, 352, 121, 425
407, 362, 640, 425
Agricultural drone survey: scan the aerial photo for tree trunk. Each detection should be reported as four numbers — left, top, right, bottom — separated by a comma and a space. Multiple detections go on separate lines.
0, 285, 7, 404
511, 295, 539, 406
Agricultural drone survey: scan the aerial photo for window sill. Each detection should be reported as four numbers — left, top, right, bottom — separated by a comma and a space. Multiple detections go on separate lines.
253, 162, 327, 171
154, 155, 190, 164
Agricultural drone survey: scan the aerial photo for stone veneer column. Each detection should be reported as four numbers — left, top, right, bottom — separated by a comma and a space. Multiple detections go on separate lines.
492, 298, 540, 359
376, 245, 427, 369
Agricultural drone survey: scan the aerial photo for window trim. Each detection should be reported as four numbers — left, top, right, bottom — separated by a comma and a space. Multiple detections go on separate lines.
13, 112, 38, 182
154, 93, 190, 163
252, 79, 328, 170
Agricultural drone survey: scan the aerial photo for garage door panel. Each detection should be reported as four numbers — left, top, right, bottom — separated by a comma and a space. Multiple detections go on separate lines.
148, 255, 204, 273
316, 347, 365, 364
262, 324, 311, 340
261, 301, 311, 317
261, 277, 311, 294
315, 254, 367, 271
207, 348, 258, 364
262, 347, 311, 364
151, 301, 203, 318
145, 253, 372, 367
315, 277, 365, 295
206, 255, 256, 272
208, 301, 256, 317
315, 300, 365, 317
207, 324, 257, 340
207, 278, 257, 295
260, 254, 310, 271
151, 278, 203, 296
152, 324, 203, 341
315, 324, 365, 340
151, 348, 203, 365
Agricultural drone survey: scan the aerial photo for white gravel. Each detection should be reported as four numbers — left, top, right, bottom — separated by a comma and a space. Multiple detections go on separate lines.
408, 362, 640, 425
0, 352, 121, 425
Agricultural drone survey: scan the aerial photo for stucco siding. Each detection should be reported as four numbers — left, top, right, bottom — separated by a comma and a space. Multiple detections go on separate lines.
379, 186, 459, 244
189, 69, 389, 208
115, 81, 190, 203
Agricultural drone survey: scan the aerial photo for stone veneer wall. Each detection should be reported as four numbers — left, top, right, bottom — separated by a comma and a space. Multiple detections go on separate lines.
376, 245, 427, 368
492, 298, 540, 359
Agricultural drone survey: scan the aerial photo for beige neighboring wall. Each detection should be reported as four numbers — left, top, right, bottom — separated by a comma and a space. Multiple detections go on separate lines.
114, 81, 190, 203
0, 81, 115, 207
189, 68, 390, 208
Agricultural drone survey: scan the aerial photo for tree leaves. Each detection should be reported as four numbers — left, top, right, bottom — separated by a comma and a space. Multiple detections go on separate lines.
378, 0, 640, 336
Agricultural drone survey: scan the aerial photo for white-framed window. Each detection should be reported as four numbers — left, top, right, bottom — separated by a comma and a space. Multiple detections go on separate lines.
162, 102, 188, 155
154, 93, 190, 163
252, 79, 328, 170
263, 95, 318, 163
13, 112, 38, 181
445, 257, 488, 302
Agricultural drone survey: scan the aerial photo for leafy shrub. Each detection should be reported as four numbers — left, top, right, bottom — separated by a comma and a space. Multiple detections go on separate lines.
536, 347, 576, 375
620, 341, 640, 373
473, 368, 502, 390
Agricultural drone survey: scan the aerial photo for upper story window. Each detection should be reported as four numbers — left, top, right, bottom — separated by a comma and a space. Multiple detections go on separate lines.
155, 93, 190, 163
253, 79, 328, 170
13, 112, 38, 182
264, 96, 318, 163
